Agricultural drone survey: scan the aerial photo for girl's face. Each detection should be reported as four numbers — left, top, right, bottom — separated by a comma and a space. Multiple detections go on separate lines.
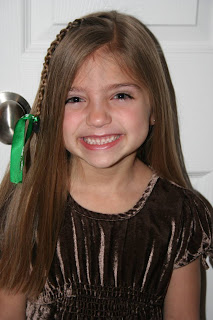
63, 49, 154, 170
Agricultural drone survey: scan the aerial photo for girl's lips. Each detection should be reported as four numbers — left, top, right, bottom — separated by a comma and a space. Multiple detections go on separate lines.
79, 134, 123, 150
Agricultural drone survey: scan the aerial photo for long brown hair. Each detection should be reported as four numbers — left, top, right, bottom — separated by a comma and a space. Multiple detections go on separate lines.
0, 11, 191, 297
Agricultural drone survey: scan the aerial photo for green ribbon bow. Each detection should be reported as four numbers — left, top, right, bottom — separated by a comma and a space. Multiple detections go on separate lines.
10, 114, 39, 184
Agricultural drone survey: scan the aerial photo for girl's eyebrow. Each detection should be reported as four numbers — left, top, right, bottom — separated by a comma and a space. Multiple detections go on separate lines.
68, 87, 84, 93
68, 83, 141, 93
106, 83, 141, 90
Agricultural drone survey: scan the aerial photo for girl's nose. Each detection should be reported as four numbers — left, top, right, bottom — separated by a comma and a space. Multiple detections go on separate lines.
86, 104, 112, 128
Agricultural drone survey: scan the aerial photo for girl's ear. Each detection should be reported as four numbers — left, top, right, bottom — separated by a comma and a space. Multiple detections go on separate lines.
150, 113, 156, 126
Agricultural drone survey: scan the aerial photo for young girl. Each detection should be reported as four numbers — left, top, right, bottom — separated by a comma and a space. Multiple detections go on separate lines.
0, 10, 212, 320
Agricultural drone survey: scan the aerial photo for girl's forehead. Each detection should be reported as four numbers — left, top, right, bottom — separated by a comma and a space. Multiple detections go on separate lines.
72, 48, 141, 87
77, 48, 119, 73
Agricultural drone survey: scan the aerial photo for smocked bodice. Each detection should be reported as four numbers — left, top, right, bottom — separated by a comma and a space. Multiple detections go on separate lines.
26, 175, 213, 319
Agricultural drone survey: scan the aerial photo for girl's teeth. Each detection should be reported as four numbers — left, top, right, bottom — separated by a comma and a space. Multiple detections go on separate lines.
83, 135, 120, 145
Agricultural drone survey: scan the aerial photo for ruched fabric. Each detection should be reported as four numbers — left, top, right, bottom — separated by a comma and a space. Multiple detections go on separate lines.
26, 175, 213, 319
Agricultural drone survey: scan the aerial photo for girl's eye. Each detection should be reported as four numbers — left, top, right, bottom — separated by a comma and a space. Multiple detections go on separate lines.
65, 97, 84, 104
114, 93, 133, 100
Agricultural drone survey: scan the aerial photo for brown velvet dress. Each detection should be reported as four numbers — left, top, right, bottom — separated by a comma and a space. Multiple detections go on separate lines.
26, 175, 213, 319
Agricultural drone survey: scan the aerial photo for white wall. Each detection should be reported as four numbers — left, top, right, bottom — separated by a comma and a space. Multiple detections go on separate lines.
0, 0, 213, 318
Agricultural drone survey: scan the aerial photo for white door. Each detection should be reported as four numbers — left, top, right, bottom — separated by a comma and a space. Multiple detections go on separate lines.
0, 0, 213, 318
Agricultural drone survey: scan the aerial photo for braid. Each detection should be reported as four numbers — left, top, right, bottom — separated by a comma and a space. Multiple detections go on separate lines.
35, 19, 83, 117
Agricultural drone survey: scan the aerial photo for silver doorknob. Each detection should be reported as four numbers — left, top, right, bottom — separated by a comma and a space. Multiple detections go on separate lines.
0, 92, 31, 144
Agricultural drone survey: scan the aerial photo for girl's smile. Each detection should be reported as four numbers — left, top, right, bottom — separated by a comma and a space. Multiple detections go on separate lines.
80, 134, 123, 150
63, 48, 154, 169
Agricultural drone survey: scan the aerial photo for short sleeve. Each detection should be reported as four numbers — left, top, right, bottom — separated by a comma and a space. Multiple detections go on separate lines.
174, 190, 213, 269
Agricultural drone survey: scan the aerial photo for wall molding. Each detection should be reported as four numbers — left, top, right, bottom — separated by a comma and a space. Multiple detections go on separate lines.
188, 171, 212, 178
162, 42, 213, 54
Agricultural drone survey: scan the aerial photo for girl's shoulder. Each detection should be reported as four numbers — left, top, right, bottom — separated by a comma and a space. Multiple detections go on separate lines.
155, 175, 212, 215
155, 176, 213, 236
155, 176, 213, 269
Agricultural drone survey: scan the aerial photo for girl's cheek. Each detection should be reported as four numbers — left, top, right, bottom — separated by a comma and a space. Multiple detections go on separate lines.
64, 108, 77, 121
63, 110, 85, 130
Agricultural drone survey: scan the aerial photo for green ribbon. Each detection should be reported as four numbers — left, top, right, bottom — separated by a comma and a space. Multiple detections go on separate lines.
10, 114, 39, 184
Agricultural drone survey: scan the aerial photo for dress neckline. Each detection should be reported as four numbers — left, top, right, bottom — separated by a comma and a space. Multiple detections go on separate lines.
67, 173, 159, 221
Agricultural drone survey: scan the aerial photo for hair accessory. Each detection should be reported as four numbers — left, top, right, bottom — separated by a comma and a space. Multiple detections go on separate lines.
10, 114, 39, 184
32, 117, 40, 133
9, 19, 81, 184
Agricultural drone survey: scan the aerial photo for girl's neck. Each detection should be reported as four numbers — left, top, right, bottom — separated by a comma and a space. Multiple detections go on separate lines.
68, 156, 154, 214
70, 155, 150, 193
